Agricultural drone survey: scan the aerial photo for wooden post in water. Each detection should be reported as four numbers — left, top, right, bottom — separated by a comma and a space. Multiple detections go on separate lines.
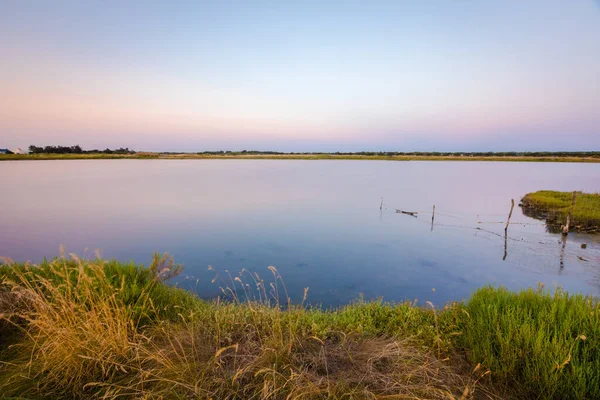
380, 197, 383, 210
505, 199, 515, 233
562, 191, 577, 236
431, 205, 435, 231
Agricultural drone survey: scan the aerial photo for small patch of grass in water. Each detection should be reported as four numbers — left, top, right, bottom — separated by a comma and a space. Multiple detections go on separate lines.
520, 190, 600, 233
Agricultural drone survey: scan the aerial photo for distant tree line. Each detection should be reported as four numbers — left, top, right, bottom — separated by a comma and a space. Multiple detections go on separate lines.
20, 147, 600, 158
28, 145, 135, 154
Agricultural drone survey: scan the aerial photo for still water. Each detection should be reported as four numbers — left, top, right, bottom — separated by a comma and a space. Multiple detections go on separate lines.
1, 160, 599, 306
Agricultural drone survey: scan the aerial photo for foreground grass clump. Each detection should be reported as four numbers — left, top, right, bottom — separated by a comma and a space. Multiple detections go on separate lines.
461, 286, 599, 399
520, 190, 600, 233
1, 254, 598, 399
0, 254, 484, 399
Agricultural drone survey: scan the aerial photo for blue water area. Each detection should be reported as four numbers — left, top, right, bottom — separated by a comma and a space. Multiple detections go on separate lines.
1, 160, 599, 306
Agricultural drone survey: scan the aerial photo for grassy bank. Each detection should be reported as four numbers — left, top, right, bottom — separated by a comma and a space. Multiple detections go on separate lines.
520, 191, 600, 233
0, 152, 161, 161
1, 254, 599, 399
2, 152, 600, 162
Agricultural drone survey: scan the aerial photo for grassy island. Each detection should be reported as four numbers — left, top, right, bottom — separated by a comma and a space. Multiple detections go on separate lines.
1, 254, 599, 399
520, 191, 600, 233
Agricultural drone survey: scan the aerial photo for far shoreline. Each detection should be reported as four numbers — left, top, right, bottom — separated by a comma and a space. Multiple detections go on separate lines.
2, 153, 600, 163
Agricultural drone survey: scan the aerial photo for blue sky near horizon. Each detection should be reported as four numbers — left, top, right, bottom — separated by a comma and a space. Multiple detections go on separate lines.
1, 0, 599, 152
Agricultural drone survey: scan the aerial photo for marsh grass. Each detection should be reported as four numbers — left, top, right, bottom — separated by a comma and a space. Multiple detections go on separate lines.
3, 153, 600, 162
520, 190, 600, 232
461, 285, 600, 399
0, 253, 598, 399
0, 152, 160, 161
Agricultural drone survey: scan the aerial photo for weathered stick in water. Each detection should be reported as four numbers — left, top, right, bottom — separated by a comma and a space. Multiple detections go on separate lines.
380, 197, 383, 210
431, 205, 435, 231
505, 199, 515, 233
562, 191, 577, 235
396, 209, 417, 217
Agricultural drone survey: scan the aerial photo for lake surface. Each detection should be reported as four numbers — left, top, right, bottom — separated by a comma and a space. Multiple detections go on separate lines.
1, 160, 599, 306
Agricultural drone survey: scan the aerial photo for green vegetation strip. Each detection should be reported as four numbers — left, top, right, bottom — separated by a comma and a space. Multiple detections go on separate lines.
1, 255, 599, 399
521, 191, 600, 233
3, 152, 600, 162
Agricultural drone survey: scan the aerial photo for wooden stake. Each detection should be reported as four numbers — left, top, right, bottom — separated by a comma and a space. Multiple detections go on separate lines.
380, 197, 383, 210
562, 191, 577, 236
431, 205, 435, 231
505, 199, 515, 233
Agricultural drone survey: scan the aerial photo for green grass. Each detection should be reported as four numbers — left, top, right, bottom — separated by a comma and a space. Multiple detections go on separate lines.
0, 152, 160, 161
1, 254, 599, 399
2, 152, 600, 162
461, 286, 599, 399
521, 191, 600, 233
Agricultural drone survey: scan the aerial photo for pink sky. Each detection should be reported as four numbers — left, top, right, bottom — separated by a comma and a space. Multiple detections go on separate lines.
2, 0, 599, 151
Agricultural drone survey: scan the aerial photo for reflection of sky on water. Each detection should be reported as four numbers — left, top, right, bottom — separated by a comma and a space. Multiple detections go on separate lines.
1, 160, 599, 306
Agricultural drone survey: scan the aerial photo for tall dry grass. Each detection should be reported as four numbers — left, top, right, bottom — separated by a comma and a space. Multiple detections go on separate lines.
0, 254, 498, 399
0, 254, 151, 397
6, 251, 598, 398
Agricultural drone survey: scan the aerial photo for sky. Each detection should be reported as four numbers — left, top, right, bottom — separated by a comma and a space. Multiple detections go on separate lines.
1, 0, 599, 152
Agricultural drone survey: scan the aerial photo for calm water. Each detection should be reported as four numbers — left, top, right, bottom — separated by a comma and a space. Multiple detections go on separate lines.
1, 160, 599, 306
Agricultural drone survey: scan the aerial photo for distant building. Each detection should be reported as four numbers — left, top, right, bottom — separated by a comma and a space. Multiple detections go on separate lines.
0, 148, 13, 154
12, 148, 24, 154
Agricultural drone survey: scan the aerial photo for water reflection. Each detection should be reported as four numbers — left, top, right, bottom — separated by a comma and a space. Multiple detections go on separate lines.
560, 235, 567, 273
503, 232, 508, 261
1, 160, 599, 306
